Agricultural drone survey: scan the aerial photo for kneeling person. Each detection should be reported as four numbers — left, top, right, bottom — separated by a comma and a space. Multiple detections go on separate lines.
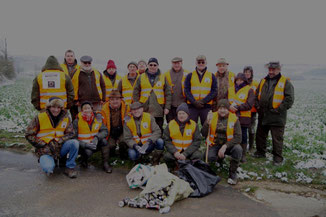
163, 103, 202, 168
201, 99, 242, 185
124, 102, 164, 164
74, 102, 111, 173
25, 97, 79, 178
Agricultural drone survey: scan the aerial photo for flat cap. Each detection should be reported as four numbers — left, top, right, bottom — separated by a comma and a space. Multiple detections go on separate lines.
130, 102, 143, 110
216, 58, 229, 65
108, 90, 123, 98
80, 55, 93, 62
171, 57, 183, 63
265, 61, 281, 69
196, 55, 206, 61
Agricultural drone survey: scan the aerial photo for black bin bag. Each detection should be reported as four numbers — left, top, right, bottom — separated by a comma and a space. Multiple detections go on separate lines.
177, 159, 221, 197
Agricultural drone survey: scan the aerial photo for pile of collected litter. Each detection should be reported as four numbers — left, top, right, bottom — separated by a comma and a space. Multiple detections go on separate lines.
120, 160, 220, 214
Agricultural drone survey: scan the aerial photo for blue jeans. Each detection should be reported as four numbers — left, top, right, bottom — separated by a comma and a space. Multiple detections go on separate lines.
128, 138, 164, 161
39, 139, 79, 173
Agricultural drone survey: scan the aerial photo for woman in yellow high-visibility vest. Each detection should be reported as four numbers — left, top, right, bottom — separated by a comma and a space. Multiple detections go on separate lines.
163, 103, 202, 169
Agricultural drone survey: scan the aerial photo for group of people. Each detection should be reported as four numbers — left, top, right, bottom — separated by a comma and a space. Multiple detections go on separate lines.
25, 49, 294, 185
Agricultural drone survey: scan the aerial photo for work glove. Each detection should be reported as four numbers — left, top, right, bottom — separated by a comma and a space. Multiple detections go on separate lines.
34, 142, 46, 149
193, 100, 204, 109
133, 144, 143, 154
91, 137, 99, 146
86, 138, 97, 151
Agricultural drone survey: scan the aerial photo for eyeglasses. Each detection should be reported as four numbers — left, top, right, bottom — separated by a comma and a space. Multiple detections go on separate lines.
197, 61, 205, 64
149, 64, 158, 67
82, 62, 91, 65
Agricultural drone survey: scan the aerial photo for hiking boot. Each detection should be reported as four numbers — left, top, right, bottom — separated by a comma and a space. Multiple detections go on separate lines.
248, 133, 255, 152
240, 144, 247, 163
103, 162, 113, 173
64, 168, 77, 178
101, 146, 112, 173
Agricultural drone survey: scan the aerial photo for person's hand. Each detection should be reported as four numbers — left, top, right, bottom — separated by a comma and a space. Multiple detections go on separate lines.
134, 144, 144, 155
206, 110, 213, 125
91, 137, 99, 146
179, 153, 186, 160
86, 142, 97, 151
229, 105, 238, 112
270, 108, 279, 114
174, 152, 182, 160
164, 109, 169, 115
218, 144, 227, 159
140, 142, 149, 154
193, 101, 204, 109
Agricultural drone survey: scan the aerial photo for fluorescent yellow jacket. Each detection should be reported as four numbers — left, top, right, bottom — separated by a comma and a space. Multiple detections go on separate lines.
37, 70, 68, 109
258, 75, 288, 109
126, 112, 152, 144
72, 68, 103, 101
103, 74, 122, 101
37, 112, 69, 143
206, 112, 237, 146
228, 85, 252, 118
139, 73, 166, 105
77, 112, 101, 143
60, 63, 80, 78
121, 74, 138, 105
168, 119, 196, 152
189, 70, 213, 104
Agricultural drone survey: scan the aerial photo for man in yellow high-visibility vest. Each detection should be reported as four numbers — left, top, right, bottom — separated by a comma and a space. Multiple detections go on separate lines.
254, 62, 294, 166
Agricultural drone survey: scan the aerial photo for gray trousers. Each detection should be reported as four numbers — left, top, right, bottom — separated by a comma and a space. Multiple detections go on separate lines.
207, 144, 242, 163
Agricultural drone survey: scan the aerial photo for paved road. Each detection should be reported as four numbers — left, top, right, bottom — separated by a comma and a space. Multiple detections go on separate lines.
0, 150, 279, 217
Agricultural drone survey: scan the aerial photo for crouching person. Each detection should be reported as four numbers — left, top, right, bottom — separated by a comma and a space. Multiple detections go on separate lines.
73, 102, 112, 173
25, 97, 79, 178
163, 103, 202, 169
201, 99, 242, 185
124, 102, 164, 164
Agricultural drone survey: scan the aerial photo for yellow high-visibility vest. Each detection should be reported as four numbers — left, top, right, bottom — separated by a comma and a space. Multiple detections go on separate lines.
72, 68, 103, 100
37, 112, 69, 143
103, 74, 122, 101
60, 63, 80, 78
249, 80, 259, 112
168, 119, 196, 152
139, 73, 166, 105
121, 74, 138, 105
126, 112, 152, 144
37, 70, 68, 109
101, 100, 128, 134
258, 75, 288, 109
228, 85, 252, 118
164, 69, 189, 97
77, 112, 101, 143
189, 70, 213, 104
206, 112, 237, 146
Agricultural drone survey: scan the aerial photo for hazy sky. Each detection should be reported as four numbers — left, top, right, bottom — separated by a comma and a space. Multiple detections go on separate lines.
1, 0, 326, 70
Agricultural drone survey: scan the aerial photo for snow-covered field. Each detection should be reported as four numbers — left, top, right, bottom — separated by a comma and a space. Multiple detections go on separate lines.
0, 76, 325, 184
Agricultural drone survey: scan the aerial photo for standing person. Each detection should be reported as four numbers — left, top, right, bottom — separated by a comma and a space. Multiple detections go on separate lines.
228, 73, 255, 162
72, 56, 106, 112
163, 103, 202, 169
103, 60, 122, 102
25, 97, 79, 178
212, 58, 235, 111
254, 62, 294, 165
164, 57, 189, 122
244, 66, 259, 151
123, 102, 164, 164
101, 90, 129, 161
31, 56, 74, 111
137, 59, 147, 75
201, 99, 242, 185
74, 102, 112, 173
133, 57, 172, 131
118, 61, 139, 105
61, 49, 80, 120
184, 55, 217, 125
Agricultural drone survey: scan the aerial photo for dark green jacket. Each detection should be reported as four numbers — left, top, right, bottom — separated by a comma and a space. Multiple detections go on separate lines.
133, 70, 172, 117
163, 119, 202, 158
256, 73, 294, 127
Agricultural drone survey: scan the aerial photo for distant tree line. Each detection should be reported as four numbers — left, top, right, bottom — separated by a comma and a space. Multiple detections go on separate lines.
0, 38, 16, 82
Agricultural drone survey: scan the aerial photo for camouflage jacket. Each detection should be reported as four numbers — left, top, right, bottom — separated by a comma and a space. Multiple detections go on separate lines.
25, 110, 75, 159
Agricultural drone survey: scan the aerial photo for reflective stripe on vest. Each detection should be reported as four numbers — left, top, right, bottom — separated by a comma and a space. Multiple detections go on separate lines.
258, 76, 287, 109
206, 112, 237, 146
249, 80, 259, 112
36, 112, 69, 143
72, 68, 103, 100
126, 112, 152, 144
77, 112, 101, 143
103, 74, 122, 101
121, 74, 138, 105
168, 119, 196, 152
228, 85, 251, 118
37, 70, 68, 109
139, 73, 166, 105
189, 70, 213, 104
164, 69, 189, 97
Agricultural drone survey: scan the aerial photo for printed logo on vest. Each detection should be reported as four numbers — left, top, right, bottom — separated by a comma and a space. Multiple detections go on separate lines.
61, 121, 67, 128
204, 78, 210, 83
156, 81, 162, 87
143, 122, 148, 129
229, 122, 234, 128
94, 124, 99, 130
239, 94, 246, 100
186, 129, 192, 136
278, 82, 284, 88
